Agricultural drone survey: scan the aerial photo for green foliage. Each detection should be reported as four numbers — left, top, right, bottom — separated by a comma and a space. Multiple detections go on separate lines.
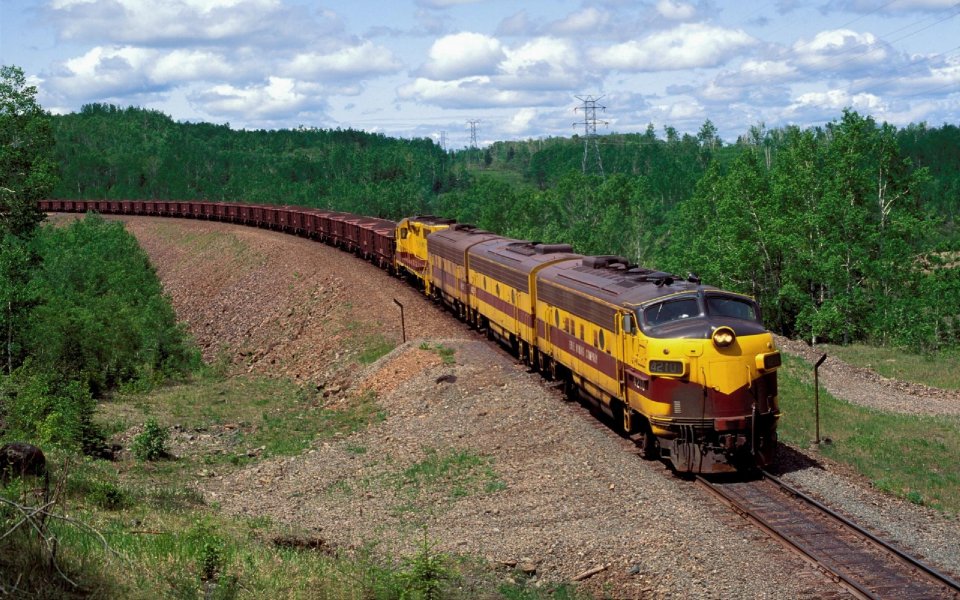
0, 65, 56, 238
1, 366, 98, 450
419, 342, 456, 365
51, 104, 448, 219
666, 110, 945, 348
398, 529, 454, 600
87, 481, 132, 510
1, 65, 58, 377
132, 418, 169, 461
812, 343, 960, 389
26, 214, 199, 396
392, 448, 505, 516
358, 333, 396, 365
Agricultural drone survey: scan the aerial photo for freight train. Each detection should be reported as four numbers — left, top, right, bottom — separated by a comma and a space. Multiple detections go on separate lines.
39, 199, 781, 474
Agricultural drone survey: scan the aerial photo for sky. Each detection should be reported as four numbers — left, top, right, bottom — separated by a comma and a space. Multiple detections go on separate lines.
1, 0, 959, 147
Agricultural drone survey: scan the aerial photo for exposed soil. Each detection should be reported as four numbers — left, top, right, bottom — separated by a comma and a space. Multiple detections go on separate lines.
112, 215, 959, 598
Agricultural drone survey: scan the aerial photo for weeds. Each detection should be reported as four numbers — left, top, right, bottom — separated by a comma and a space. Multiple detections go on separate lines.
399, 528, 454, 599
131, 418, 169, 461
392, 448, 506, 517
420, 342, 456, 365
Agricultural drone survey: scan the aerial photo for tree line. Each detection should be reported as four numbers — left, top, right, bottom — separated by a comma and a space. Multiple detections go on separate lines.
44, 99, 960, 351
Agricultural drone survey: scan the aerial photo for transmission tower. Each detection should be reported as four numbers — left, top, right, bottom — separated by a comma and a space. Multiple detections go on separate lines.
467, 119, 481, 163
439, 130, 447, 151
573, 95, 607, 177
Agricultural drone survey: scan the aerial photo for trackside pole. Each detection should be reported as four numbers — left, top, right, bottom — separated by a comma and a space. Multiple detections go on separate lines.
814, 353, 827, 445
394, 299, 406, 344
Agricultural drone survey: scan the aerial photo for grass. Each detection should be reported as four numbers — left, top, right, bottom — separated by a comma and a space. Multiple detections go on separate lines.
777, 354, 960, 513
419, 342, 457, 365
813, 343, 960, 389
393, 447, 506, 504
0, 372, 552, 598
152, 223, 264, 267
105, 376, 384, 470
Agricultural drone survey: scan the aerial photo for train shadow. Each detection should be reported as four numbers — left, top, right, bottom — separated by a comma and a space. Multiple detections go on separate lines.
680, 443, 827, 484
767, 443, 826, 476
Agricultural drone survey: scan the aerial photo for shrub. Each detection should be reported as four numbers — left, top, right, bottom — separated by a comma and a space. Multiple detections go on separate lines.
131, 419, 168, 461
0, 366, 98, 451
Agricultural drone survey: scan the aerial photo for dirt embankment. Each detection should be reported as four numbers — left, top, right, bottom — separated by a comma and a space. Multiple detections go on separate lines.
116, 216, 960, 598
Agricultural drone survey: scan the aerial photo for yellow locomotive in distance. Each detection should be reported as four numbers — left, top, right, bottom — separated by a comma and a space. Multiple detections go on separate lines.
401, 219, 780, 473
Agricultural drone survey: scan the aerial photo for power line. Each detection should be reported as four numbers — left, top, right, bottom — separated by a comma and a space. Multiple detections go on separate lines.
573, 94, 608, 177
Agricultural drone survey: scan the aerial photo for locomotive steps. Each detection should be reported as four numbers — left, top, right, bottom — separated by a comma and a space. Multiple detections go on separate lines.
94, 215, 960, 598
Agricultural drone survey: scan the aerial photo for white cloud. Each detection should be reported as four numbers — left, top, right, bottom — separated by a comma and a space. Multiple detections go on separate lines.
498, 37, 584, 89
46, 0, 332, 46
47, 45, 246, 101
656, 0, 696, 20
789, 89, 885, 112
497, 11, 532, 36
590, 23, 755, 71
151, 49, 236, 83
504, 107, 538, 134
420, 32, 505, 79
51, 46, 157, 98
739, 59, 797, 81
652, 99, 705, 121
416, 0, 483, 7
397, 76, 563, 109
189, 76, 324, 120
823, 0, 959, 13
549, 7, 610, 34
286, 42, 402, 79
792, 29, 890, 72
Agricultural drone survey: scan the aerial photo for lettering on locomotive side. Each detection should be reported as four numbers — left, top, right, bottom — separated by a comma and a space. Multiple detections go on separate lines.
567, 338, 599, 365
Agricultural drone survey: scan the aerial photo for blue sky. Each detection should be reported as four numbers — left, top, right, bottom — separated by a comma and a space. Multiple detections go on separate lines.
1, 0, 958, 146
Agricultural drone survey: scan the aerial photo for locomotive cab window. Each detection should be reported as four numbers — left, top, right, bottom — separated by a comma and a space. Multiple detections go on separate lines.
643, 297, 700, 327
706, 295, 760, 322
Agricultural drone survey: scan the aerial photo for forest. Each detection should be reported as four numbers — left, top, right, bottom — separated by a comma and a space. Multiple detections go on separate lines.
45, 101, 960, 352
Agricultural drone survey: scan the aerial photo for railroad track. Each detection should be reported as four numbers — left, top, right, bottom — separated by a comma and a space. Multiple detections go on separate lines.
696, 471, 960, 599
464, 306, 960, 599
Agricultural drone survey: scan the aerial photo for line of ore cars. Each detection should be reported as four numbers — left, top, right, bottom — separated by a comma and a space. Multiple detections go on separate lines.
41, 199, 782, 474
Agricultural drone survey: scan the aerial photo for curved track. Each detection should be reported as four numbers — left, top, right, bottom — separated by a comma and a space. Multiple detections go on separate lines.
696, 471, 960, 599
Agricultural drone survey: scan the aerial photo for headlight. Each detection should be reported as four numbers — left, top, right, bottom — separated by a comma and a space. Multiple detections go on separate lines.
649, 360, 685, 376
712, 326, 736, 348
756, 352, 781, 371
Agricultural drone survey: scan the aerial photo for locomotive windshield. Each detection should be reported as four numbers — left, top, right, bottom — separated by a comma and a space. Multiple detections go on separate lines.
642, 296, 700, 327
640, 293, 762, 331
705, 294, 760, 322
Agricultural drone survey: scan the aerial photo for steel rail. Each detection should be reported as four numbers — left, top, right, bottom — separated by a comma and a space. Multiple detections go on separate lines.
696, 471, 960, 600
760, 470, 960, 595
696, 474, 877, 599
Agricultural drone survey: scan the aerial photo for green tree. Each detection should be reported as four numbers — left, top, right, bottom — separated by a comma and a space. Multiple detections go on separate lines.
0, 65, 57, 373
